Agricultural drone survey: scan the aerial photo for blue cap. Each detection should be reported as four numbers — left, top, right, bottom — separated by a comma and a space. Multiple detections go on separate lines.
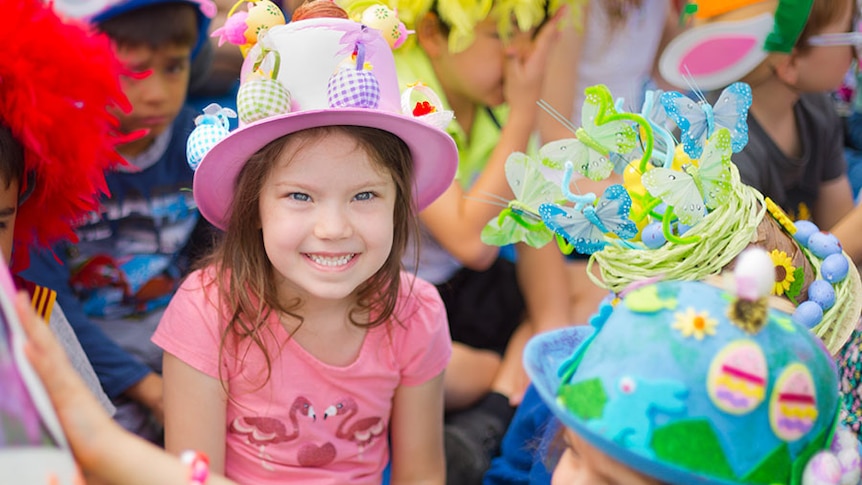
53, 0, 217, 58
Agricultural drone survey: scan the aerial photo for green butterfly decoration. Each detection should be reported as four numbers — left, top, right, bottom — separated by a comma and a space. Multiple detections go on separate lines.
481, 152, 566, 248
641, 128, 733, 227
539, 84, 641, 181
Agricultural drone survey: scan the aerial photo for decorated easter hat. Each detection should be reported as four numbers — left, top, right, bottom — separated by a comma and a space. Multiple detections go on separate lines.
659, 0, 815, 90
0, 0, 129, 271
479, 82, 861, 356
50, 0, 216, 57
525, 250, 861, 484
188, 10, 458, 229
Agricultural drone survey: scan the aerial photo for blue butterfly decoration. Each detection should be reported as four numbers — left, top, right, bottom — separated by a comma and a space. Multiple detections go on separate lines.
538, 162, 638, 255
660, 82, 752, 160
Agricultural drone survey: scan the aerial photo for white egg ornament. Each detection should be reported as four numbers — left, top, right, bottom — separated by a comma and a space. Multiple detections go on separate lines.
187, 103, 236, 171
803, 451, 842, 485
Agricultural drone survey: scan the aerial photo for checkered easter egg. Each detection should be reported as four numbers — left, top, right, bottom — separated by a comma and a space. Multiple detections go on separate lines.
187, 124, 230, 170
327, 66, 380, 109
237, 77, 292, 124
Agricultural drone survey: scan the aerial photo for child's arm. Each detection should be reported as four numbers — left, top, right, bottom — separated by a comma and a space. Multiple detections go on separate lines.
815, 175, 854, 230
537, 3, 586, 144
419, 12, 564, 270
18, 292, 237, 485
830, 201, 862, 263
389, 372, 446, 485
163, 352, 228, 475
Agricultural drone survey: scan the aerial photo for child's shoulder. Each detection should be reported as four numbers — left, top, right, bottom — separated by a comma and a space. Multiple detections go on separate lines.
392, 271, 446, 326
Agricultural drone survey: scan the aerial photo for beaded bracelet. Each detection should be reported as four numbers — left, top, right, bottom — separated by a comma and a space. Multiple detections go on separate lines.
180, 450, 210, 485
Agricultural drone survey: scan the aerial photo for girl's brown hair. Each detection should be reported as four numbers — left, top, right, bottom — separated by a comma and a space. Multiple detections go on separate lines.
204, 125, 416, 387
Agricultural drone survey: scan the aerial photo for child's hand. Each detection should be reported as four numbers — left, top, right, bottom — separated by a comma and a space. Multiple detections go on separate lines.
503, 6, 565, 115
17, 292, 118, 473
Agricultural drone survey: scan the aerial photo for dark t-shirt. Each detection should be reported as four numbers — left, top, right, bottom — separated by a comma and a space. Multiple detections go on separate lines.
734, 92, 846, 220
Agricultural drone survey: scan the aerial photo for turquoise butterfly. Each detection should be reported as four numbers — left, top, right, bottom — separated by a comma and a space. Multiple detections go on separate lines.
481, 152, 565, 248
641, 128, 733, 226
538, 184, 638, 255
539, 85, 639, 181
660, 82, 751, 160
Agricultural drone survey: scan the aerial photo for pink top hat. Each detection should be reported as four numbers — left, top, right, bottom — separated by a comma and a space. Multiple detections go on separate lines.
191, 17, 458, 230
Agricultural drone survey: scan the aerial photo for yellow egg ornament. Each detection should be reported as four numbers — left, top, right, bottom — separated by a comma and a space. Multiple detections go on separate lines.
623, 161, 649, 199
360, 5, 411, 49
241, 0, 286, 55
672, 143, 697, 170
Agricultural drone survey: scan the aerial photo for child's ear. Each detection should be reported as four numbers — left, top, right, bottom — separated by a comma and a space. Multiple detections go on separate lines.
772, 51, 799, 86
415, 12, 447, 58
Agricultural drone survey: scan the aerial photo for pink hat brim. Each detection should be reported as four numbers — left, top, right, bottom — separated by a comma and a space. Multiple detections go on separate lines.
193, 108, 458, 230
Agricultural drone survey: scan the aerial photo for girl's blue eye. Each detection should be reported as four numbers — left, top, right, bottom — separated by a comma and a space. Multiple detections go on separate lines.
289, 193, 310, 202
354, 191, 375, 201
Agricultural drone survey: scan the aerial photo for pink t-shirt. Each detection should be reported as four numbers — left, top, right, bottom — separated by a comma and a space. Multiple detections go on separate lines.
152, 270, 451, 484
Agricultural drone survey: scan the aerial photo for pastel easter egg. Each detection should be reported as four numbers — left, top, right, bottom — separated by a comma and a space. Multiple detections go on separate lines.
837, 448, 861, 485
672, 143, 695, 171
707, 340, 767, 415
327, 68, 380, 109
186, 124, 228, 170
676, 222, 692, 235
802, 451, 842, 485
807, 280, 835, 310
244, 0, 286, 44
808, 232, 843, 259
795, 220, 820, 246
237, 77, 292, 124
623, 163, 649, 198
641, 222, 666, 249
821, 254, 849, 284
361, 5, 403, 49
830, 428, 859, 454
770, 363, 818, 442
793, 301, 824, 330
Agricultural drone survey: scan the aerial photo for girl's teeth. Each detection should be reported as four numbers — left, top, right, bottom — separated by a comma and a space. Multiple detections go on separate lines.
309, 254, 354, 266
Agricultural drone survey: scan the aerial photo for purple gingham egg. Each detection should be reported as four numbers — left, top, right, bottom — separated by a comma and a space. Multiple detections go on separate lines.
326, 67, 380, 109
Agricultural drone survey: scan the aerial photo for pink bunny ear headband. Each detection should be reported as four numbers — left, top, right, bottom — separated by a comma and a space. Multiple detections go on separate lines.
659, 0, 815, 91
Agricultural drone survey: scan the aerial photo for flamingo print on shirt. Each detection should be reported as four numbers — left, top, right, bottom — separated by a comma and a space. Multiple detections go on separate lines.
324, 397, 386, 457
230, 396, 317, 470
230, 394, 386, 470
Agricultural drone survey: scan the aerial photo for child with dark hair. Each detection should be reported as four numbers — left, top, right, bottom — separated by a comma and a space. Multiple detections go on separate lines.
23, 0, 216, 442
0, 0, 138, 421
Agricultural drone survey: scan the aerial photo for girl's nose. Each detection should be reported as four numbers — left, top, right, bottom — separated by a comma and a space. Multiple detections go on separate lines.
313, 204, 353, 240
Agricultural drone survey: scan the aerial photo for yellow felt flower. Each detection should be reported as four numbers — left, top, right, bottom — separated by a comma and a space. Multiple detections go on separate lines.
672, 308, 718, 340
770, 249, 796, 296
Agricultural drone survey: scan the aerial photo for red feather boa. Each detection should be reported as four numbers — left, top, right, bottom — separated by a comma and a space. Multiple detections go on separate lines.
0, 0, 129, 271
